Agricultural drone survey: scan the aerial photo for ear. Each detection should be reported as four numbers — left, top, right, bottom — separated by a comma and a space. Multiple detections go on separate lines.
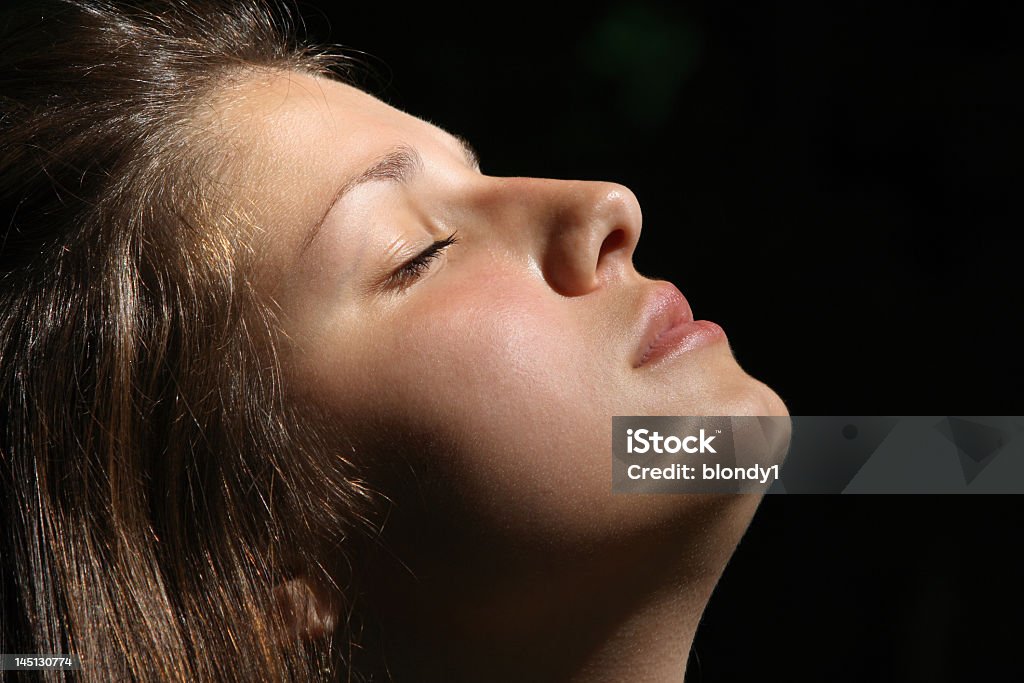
273, 576, 339, 640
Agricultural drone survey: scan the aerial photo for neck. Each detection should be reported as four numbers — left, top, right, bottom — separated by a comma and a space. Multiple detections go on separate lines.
351, 495, 759, 683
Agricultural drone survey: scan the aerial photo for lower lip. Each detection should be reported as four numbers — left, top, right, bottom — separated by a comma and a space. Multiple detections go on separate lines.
636, 319, 726, 368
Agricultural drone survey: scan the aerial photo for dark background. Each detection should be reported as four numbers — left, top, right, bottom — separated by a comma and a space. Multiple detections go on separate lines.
299, 1, 1023, 680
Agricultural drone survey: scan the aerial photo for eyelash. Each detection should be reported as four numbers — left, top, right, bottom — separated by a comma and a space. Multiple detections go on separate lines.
387, 232, 459, 289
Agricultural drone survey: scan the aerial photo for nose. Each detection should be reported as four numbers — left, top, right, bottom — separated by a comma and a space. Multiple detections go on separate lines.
484, 177, 643, 296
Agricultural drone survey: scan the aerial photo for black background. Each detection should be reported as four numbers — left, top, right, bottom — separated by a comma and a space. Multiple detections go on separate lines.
298, 1, 1023, 680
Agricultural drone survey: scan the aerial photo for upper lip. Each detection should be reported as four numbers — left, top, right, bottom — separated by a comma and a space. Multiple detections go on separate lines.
633, 281, 694, 367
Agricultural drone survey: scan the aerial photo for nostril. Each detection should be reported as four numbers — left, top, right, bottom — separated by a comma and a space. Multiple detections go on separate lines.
598, 227, 628, 265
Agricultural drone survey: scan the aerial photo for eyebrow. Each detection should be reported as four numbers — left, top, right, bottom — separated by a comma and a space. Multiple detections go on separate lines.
298, 145, 420, 254
299, 136, 481, 254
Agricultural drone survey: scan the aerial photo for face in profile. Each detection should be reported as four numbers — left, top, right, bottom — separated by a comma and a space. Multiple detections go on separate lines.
210, 69, 788, 647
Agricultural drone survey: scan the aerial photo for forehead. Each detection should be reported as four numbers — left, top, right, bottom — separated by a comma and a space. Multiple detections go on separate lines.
225, 70, 420, 146
201, 70, 455, 264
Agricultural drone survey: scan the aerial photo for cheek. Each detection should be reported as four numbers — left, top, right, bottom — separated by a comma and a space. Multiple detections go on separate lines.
357, 279, 635, 533
290, 268, 585, 427
378, 279, 589, 428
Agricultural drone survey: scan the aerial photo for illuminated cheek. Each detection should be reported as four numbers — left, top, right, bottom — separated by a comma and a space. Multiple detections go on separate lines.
379, 292, 569, 415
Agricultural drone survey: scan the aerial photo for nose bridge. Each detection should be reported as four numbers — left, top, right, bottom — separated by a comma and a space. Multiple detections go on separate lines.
487, 176, 642, 296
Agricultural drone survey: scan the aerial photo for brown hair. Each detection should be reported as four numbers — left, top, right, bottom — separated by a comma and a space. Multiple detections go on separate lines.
0, 1, 378, 679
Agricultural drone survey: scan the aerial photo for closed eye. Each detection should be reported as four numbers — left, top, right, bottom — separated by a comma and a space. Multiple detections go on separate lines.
386, 232, 459, 290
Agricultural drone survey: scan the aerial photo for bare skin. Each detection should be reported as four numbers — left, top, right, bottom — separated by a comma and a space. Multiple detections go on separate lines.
207, 70, 789, 682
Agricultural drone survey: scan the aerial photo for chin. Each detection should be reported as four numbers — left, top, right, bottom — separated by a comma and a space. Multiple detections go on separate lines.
742, 377, 790, 417
711, 352, 789, 417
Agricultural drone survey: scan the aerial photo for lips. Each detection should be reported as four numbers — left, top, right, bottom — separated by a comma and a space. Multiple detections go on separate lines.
633, 281, 725, 368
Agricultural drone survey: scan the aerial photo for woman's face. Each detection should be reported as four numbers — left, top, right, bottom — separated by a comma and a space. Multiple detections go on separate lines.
214, 71, 787, 560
